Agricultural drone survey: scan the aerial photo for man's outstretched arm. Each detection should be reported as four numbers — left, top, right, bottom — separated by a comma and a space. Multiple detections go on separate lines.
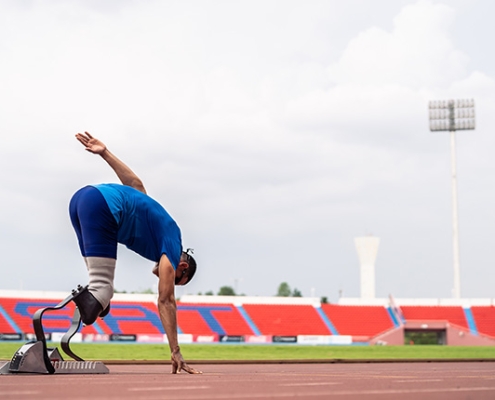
157, 254, 202, 374
75, 131, 146, 194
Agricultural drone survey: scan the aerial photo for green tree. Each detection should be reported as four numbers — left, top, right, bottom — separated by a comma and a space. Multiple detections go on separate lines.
320, 296, 328, 304
292, 288, 302, 297
277, 282, 291, 297
205, 290, 214, 296
115, 288, 155, 294
218, 286, 236, 296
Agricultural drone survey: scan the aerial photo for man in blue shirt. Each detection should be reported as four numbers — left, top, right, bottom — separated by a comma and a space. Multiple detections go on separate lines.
69, 131, 200, 374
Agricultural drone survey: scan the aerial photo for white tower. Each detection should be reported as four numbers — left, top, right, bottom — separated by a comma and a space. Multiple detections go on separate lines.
355, 236, 380, 299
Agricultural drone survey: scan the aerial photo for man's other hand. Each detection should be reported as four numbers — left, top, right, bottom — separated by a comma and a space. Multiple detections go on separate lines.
75, 132, 107, 155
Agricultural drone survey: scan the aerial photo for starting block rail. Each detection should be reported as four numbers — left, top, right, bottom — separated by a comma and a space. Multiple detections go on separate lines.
0, 285, 109, 375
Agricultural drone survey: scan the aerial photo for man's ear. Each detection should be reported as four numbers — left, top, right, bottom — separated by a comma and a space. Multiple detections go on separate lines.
178, 260, 189, 271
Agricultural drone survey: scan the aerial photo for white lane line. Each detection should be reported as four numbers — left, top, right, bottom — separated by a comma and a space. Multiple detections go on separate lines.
117, 386, 495, 400
1, 391, 40, 395
280, 382, 342, 387
128, 386, 210, 391
324, 387, 495, 396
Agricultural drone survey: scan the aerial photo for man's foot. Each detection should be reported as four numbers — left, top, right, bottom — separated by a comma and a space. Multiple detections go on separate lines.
73, 290, 103, 326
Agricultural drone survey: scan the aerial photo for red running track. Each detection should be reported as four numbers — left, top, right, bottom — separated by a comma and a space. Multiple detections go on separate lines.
1, 362, 495, 400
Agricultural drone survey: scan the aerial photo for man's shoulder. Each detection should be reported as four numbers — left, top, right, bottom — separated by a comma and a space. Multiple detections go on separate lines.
94, 183, 142, 196
93, 183, 123, 190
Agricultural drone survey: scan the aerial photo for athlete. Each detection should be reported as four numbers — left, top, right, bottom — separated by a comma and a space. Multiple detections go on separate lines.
69, 131, 201, 374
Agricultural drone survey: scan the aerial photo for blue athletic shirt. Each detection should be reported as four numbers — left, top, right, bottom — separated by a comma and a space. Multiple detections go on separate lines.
92, 183, 182, 269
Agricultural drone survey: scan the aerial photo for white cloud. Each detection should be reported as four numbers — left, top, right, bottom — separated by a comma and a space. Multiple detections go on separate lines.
328, 0, 468, 88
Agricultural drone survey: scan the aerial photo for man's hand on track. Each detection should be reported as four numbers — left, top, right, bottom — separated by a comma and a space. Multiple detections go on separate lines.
171, 351, 202, 374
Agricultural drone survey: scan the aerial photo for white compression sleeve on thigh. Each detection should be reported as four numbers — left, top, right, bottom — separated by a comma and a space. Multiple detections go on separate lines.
84, 257, 116, 309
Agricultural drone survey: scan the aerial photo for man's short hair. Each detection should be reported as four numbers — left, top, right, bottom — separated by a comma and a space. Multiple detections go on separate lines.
182, 251, 197, 285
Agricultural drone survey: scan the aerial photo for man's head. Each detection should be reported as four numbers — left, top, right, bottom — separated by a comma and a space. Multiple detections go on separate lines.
175, 249, 197, 286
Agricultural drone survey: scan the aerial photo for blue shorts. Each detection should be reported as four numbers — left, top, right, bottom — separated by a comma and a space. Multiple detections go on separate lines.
69, 186, 119, 258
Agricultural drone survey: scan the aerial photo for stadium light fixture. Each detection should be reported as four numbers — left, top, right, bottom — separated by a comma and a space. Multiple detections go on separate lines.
428, 99, 475, 299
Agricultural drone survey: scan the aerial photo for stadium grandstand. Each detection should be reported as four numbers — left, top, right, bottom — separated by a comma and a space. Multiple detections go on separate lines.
1, 290, 495, 346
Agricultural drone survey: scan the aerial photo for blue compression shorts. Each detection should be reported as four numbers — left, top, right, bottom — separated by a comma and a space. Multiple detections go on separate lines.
69, 186, 119, 258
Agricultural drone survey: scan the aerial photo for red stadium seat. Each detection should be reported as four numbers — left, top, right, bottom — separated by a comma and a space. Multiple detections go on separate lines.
242, 304, 331, 336
321, 304, 394, 337
400, 306, 468, 328
470, 306, 495, 338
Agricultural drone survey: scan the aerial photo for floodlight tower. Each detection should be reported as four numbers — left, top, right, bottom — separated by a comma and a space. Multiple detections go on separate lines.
428, 99, 475, 299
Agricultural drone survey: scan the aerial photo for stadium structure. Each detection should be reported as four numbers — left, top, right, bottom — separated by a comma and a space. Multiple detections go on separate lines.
1, 234, 494, 347
1, 290, 495, 346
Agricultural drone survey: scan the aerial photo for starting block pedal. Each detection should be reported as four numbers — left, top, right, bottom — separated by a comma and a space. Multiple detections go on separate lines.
0, 341, 109, 375
0, 285, 109, 375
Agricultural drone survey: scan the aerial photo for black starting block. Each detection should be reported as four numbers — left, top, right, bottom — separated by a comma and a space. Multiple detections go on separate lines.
0, 285, 109, 375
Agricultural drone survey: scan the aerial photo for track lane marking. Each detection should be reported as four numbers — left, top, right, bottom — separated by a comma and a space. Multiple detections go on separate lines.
113, 386, 495, 400
1, 391, 40, 395
280, 382, 342, 386
394, 379, 443, 382
128, 386, 210, 391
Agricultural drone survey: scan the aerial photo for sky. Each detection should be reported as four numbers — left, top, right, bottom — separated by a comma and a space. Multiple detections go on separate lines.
1, 0, 495, 301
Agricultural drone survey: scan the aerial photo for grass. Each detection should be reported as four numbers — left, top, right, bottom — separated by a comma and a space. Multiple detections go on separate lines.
2, 343, 495, 361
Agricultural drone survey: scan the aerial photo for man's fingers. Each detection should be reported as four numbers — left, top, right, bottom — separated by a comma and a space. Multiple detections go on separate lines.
188, 368, 203, 374
75, 133, 90, 147
182, 363, 203, 374
171, 353, 202, 374
171, 359, 178, 374
171, 354, 179, 374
